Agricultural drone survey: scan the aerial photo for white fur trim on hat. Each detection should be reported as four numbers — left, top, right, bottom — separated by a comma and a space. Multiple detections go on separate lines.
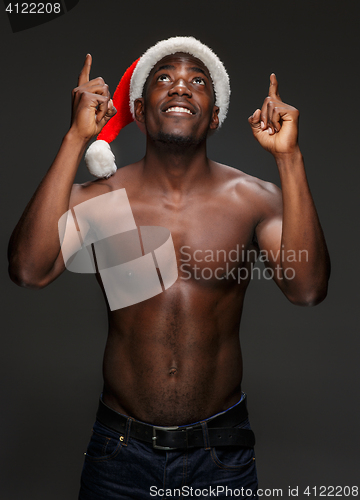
129, 36, 230, 127
84, 140, 117, 179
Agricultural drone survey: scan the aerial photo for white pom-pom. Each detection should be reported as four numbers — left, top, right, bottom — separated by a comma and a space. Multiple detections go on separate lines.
85, 140, 117, 179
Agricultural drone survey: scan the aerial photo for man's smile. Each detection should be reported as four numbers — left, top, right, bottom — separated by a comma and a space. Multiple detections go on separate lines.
165, 106, 193, 115
162, 100, 196, 116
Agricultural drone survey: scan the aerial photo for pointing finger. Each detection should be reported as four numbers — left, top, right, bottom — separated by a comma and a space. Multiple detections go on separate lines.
268, 73, 280, 98
78, 53, 92, 86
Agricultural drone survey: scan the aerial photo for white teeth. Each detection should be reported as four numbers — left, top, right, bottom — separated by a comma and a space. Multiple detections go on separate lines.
165, 106, 192, 114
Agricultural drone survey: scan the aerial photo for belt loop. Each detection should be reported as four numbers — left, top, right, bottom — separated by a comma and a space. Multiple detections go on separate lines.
123, 417, 133, 446
200, 421, 211, 450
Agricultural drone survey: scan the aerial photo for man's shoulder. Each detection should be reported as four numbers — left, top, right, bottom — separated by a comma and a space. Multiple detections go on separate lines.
212, 161, 281, 206
70, 161, 140, 208
70, 179, 112, 208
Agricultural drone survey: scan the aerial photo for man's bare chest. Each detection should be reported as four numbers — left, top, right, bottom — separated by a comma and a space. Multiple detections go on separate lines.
127, 191, 259, 277
69, 186, 259, 309
83, 189, 257, 262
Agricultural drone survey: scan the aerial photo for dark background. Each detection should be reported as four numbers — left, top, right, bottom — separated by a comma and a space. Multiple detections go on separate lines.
1, 1, 359, 498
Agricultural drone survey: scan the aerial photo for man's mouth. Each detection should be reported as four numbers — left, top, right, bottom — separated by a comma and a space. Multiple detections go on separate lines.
164, 106, 194, 115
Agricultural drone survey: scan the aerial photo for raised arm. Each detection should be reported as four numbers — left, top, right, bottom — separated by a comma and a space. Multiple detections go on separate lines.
8, 54, 116, 289
248, 74, 330, 305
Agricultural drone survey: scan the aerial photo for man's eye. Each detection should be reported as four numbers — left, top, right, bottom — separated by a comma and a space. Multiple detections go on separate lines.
157, 74, 171, 82
193, 77, 205, 85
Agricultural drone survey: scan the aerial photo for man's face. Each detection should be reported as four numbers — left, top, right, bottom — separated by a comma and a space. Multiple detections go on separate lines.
135, 52, 219, 146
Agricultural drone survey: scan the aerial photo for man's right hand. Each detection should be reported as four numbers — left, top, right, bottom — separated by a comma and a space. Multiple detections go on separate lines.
70, 54, 117, 142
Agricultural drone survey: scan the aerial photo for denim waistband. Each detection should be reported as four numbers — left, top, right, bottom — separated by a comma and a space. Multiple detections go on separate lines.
99, 391, 247, 429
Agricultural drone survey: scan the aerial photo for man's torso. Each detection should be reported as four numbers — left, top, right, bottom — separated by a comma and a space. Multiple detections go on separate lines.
70, 159, 279, 425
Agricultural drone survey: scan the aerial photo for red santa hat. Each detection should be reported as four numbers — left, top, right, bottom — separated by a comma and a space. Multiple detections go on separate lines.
85, 36, 231, 178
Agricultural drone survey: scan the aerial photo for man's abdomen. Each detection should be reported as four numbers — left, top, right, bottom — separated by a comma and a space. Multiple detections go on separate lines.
102, 281, 245, 426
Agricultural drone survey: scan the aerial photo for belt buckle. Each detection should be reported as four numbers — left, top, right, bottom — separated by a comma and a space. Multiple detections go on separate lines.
152, 425, 179, 450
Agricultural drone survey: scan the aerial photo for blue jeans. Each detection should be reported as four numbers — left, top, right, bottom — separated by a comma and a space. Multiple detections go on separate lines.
79, 404, 258, 499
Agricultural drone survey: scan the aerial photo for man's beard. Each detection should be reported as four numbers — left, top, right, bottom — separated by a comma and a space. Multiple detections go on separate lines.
151, 130, 207, 151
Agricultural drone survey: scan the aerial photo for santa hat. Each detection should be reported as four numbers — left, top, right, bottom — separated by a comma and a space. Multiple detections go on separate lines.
85, 36, 231, 178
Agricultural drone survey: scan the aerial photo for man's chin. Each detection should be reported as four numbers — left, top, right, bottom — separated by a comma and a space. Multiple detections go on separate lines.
153, 130, 208, 149
157, 132, 196, 147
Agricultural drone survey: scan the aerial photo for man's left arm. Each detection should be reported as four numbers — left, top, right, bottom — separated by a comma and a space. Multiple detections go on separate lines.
248, 74, 330, 306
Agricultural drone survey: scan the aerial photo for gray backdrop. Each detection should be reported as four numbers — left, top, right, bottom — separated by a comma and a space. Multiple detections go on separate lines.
1, 1, 359, 498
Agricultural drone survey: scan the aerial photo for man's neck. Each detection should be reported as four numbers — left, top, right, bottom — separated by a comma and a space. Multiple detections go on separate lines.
141, 137, 212, 195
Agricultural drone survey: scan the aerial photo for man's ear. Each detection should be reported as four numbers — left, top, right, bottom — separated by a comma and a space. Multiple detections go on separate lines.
209, 106, 220, 131
134, 98, 145, 124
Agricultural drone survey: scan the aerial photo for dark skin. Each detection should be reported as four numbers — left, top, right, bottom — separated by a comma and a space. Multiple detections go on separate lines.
8, 53, 330, 426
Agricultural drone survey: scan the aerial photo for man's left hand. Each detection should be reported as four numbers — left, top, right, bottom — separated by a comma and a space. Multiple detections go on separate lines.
248, 74, 300, 158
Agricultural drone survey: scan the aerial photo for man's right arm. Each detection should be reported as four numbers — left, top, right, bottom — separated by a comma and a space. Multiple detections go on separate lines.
8, 54, 116, 289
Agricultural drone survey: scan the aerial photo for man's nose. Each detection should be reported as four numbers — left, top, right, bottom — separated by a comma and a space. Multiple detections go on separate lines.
169, 78, 192, 97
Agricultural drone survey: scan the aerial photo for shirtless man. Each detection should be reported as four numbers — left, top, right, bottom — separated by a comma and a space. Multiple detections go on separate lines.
8, 37, 330, 499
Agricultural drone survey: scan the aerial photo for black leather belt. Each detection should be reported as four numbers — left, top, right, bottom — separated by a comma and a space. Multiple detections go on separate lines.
96, 396, 255, 451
